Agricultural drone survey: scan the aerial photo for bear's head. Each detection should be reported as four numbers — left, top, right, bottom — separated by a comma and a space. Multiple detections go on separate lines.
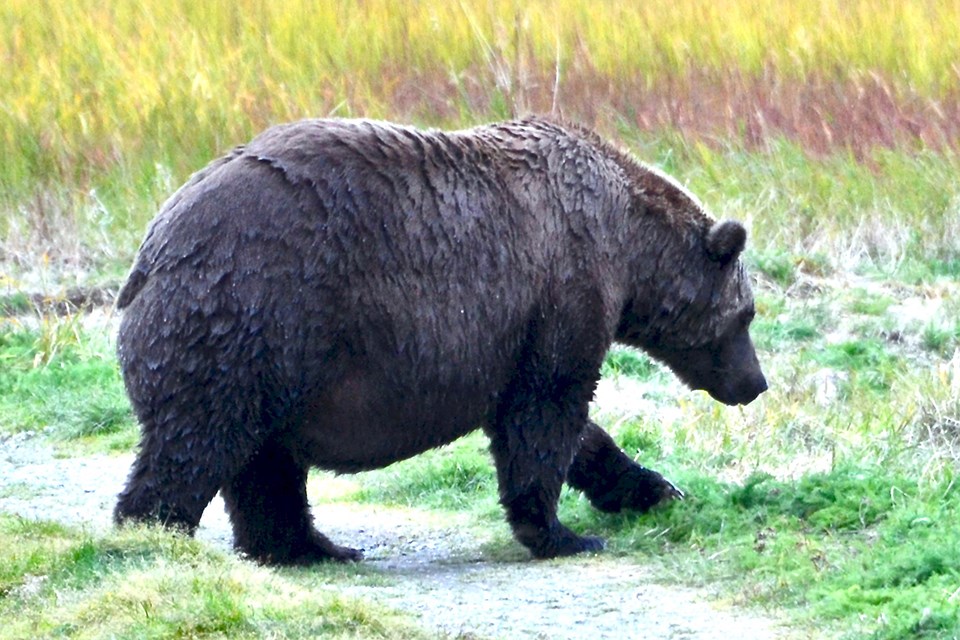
616, 209, 767, 407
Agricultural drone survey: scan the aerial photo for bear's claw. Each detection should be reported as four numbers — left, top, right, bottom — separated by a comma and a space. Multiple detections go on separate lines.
661, 478, 685, 502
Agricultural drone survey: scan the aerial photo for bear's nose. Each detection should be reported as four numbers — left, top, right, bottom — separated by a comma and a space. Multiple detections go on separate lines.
737, 372, 768, 405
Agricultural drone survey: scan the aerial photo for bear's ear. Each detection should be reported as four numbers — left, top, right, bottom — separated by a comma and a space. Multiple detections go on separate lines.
705, 220, 747, 264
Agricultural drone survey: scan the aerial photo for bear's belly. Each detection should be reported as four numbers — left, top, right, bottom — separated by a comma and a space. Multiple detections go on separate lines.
289, 370, 494, 473
291, 415, 481, 473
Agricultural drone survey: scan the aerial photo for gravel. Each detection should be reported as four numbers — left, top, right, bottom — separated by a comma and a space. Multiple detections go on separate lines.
0, 430, 809, 639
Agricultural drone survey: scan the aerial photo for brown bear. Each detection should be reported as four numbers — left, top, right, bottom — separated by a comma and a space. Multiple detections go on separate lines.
114, 116, 766, 564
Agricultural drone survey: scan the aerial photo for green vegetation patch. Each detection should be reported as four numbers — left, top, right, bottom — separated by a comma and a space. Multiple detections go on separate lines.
805, 338, 903, 393
921, 321, 960, 356
0, 516, 430, 640
560, 463, 960, 640
0, 291, 31, 316
748, 249, 800, 288
0, 318, 137, 451
847, 288, 896, 316
352, 433, 499, 514
751, 314, 821, 351
601, 346, 660, 381
749, 291, 826, 350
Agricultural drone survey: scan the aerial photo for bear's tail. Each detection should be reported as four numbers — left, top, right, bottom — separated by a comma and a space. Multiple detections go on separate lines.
115, 266, 148, 310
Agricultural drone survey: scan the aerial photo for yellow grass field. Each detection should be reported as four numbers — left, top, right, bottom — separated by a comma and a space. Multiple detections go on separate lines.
1, 1, 958, 274
3, 0, 960, 187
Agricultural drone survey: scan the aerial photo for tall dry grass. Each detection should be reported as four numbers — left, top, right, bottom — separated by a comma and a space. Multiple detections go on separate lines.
4, 0, 960, 183
1, 0, 959, 274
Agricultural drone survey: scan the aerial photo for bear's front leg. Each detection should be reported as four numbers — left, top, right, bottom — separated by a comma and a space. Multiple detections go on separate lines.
486, 381, 604, 559
566, 420, 683, 513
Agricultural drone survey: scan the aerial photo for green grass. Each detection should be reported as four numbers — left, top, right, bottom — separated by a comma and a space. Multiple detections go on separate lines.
750, 294, 824, 351
601, 346, 661, 381
0, 291, 31, 316
847, 289, 896, 316
562, 462, 960, 640
806, 339, 903, 393
0, 516, 431, 640
921, 320, 960, 356
748, 249, 802, 288
0, 316, 138, 452
350, 435, 499, 514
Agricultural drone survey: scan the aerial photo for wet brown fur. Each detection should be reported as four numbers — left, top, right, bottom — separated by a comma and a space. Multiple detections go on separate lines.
114, 116, 766, 563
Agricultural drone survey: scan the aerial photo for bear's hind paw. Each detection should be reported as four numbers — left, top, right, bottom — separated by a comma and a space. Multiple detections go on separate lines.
293, 533, 364, 564
249, 532, 364, 565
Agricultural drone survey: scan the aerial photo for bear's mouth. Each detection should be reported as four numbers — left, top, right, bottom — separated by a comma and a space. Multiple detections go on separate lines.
703, 373, 768, 406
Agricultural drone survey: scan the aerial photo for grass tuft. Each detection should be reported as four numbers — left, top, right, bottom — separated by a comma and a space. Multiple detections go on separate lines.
0, 516, 431, 640
601, 346, 659, 381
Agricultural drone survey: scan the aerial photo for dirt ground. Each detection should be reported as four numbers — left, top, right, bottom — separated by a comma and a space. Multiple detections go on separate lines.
0, 429, 819, 640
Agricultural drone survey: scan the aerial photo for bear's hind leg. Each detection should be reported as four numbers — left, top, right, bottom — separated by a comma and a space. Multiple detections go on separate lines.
221, 441, 362, 565
114, 429, 226, 533
566, 420, 683, 513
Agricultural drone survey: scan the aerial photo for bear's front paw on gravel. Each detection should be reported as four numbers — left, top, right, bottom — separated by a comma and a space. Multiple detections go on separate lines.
525, 524, 605, 559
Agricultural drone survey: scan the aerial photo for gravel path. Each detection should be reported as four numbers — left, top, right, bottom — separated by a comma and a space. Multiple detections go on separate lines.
0, 431, 810, 639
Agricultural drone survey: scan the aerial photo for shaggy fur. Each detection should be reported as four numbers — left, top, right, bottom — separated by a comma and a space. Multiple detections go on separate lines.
114, 116, 766, 563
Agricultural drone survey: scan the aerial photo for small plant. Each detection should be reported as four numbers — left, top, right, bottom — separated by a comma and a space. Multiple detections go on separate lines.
927, 258, 960, 279
748, 249, 797, 288
601, 347, 658, 380
32, 311, 83, 367
807, 339, 901, 393
611, 418, 664, 459
921, 322, 959, 355
848, 288, 895, 316
0, 292, 31, 316
751, 314, 820, 350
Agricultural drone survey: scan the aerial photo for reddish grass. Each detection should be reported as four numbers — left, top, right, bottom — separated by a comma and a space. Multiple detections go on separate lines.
389, 64, 960, 159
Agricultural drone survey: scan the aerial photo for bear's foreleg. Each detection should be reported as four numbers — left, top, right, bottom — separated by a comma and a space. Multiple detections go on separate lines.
486, 379, 604, 559
566, 420, 683, 513
221, 440, 362, 565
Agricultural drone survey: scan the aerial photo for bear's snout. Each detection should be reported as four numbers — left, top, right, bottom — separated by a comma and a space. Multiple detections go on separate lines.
712, 370, 767, 406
